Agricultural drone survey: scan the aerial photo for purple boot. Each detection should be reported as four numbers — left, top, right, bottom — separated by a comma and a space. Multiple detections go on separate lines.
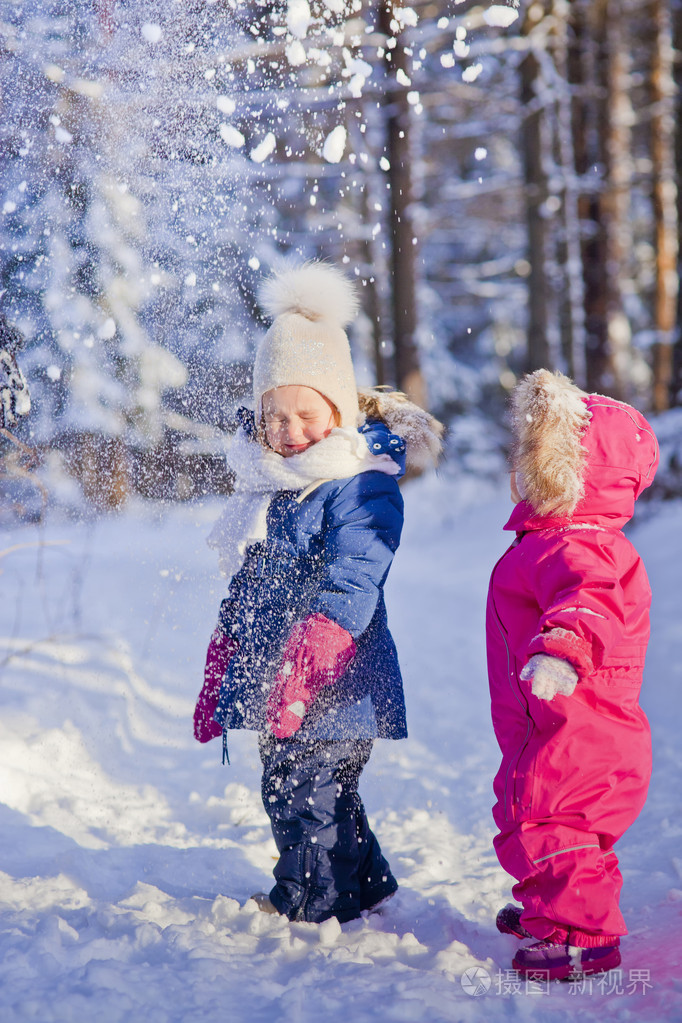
496, 903, 533, 940
512, 940, 621, 981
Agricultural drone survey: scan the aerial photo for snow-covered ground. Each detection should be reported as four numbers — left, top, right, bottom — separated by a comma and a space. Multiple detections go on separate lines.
1, 474, 681, 1022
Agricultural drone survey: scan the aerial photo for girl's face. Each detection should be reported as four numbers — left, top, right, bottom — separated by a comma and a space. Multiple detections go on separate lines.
262, 385, 339, 457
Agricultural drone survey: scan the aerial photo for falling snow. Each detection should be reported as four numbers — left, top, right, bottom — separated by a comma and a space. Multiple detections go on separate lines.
220, 124, 246, 149
323, 126, 347, 164
250, 133, 277, 164
141, 22, 163, 43
483, 5, 520, 29
287, 0, 312, 40
462, 63, 483, 84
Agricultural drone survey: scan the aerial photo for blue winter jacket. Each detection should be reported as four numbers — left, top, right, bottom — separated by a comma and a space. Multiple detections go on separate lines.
213, 418, 407, 741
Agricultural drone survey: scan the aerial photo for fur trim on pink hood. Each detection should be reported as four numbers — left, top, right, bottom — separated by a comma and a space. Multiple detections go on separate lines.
508, 370, 659, 530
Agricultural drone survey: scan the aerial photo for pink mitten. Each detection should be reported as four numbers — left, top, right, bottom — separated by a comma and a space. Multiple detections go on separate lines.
193, 626, 238, 742
266, 612, 357, 739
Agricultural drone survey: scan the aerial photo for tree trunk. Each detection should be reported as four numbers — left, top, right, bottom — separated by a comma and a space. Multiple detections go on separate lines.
650, 0, 679, 412
378, 2, 428, 408
672, 2, 682, 405
552, 1, 587, 386
570, 0, 631, 398
568, 0, 608, 391
356, 114, 392, 387
520, 3, 552, 372
64, 432, 130, 509
601, 0, 636, 400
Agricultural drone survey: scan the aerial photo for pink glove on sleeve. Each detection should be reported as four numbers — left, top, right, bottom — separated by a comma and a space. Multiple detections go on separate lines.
266, 612, 357, 739
193, 626, 238, 742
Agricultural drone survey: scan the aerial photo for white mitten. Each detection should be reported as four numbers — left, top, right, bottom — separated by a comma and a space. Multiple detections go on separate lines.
520, 654, 578, 701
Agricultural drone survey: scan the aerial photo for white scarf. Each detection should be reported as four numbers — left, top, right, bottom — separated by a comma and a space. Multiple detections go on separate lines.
207, 426, 400, 580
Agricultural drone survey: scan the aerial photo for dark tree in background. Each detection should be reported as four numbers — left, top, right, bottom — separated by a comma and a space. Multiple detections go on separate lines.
377, 1, 425, 408
650, 0, 679, 412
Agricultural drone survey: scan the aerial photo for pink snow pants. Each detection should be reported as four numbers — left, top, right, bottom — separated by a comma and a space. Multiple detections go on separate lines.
490, 677, 651, 947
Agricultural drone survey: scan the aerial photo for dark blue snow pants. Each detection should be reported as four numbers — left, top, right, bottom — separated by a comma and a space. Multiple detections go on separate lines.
258, 734, 398, 923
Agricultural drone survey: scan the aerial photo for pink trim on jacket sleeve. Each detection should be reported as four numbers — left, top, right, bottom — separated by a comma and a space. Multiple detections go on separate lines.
526, 626, 593, 678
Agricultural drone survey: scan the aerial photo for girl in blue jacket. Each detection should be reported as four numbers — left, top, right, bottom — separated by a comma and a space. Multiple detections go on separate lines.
193, 262, 442, 924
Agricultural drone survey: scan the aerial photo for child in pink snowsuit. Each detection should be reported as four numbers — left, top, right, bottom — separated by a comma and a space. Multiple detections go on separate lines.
487, 369, 659, 981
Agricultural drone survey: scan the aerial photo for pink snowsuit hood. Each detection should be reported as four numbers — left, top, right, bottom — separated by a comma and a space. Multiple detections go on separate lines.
505, 383, 659, 532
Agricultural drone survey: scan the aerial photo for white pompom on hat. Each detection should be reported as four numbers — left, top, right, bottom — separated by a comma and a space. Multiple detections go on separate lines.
254, 262, 361, 428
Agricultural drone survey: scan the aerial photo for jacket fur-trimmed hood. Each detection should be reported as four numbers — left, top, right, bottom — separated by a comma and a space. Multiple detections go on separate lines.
509, 369, 659, 527
511, 370, 591, 517
358, 387, 444, 473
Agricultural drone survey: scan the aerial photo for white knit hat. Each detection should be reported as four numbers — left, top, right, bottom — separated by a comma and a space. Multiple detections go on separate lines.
254, 262, 361, 428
